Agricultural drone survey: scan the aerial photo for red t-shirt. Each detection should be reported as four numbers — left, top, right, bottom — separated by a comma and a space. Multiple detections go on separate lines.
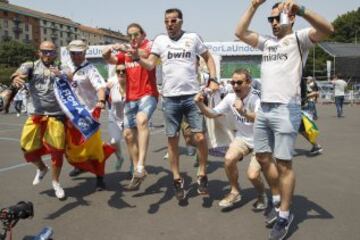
117, 39, 159, 102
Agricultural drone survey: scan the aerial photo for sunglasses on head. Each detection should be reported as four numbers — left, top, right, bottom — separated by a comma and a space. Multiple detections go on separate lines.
267, 15, 281, 23
164, 18, 181, 25
230, 80, 245, 86
40, 49, 56, 56
116, 69, 126, 75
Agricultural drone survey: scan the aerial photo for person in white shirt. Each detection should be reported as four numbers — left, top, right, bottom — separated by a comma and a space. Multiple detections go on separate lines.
65, 40, 108, 191
331, 74, 347, 117
235, 1, 334, 238
129, 8, 219, 201
106, 64, 126, 171
195, 69, 268, 210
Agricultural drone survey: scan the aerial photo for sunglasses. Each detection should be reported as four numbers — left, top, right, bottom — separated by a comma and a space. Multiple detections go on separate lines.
116, 69, 126, 75
40, 50, 56, 56
70, 51, 84, 56
164, 18, 181, 25
128, 32, 141, 38
267, 15, 281, 23
230, 80, 245, 86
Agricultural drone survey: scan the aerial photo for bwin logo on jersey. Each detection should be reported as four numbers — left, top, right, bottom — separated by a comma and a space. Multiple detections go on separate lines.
167, 50, 191, 59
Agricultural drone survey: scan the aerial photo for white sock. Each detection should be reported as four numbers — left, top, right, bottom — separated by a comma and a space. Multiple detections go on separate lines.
136, 165, 144, 173
272, 194, 281, 205
279, 210, 290, 220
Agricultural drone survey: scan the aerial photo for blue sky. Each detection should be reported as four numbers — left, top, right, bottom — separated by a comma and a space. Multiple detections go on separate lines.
10, 0, 360, 41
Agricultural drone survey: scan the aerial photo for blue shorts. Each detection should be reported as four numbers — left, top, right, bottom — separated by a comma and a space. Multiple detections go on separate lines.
124, 95, 157, 129
254, 103, 301, 160
163, 94, 205, 137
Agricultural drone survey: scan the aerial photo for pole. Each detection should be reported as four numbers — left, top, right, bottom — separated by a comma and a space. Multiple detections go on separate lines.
313, 46, 316, 78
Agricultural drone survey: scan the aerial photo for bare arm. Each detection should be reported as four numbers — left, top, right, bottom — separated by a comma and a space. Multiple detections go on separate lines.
235, 0, 265, 47
96, 87, 106, 109
102, 43, 130, 65
201, 51, 219, 91
286, 1, 334, 43
194, 92, 220, 118
137, 53, 159, 71
233, 98, 256, 122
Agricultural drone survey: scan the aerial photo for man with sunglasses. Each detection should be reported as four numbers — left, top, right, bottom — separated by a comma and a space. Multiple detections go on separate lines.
129, 8, 219, 201
10, 41, 66, 200
235, 1, 334, 239
195, 69, 267, 210
102, 23, 159, 190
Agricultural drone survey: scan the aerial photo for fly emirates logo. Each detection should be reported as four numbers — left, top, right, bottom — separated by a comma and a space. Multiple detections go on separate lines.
262, 46, 288, 62
167, 50, 192, 60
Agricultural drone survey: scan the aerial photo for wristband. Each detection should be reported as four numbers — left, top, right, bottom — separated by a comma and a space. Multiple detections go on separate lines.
296, 5, 306, 16
98, 100, 106, 104
208, 77, 219, 84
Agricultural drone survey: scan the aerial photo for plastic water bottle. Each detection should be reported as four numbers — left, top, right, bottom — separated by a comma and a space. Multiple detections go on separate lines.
33, 226, 53, 240
280, 8, 290, 27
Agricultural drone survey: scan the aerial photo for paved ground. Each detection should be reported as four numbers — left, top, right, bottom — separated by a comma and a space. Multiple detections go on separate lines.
0, 104, 359, 240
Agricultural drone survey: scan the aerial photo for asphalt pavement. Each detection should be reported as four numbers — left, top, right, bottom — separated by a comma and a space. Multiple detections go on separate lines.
0, 104, 359, 240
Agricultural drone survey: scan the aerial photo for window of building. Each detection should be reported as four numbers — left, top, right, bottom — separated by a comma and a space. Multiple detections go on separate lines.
25, 24, 29, 32
4, 30, 8, 36
44, 28, 47, 34
4, 11, 8, 17
4, 20, 8, 28
25, 34, 30, 41
15, 33, 20, 40
43, 20, 47, 25
60, 32, 63, 37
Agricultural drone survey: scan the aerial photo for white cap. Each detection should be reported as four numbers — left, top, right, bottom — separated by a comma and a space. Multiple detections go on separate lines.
67, 40, 88, 52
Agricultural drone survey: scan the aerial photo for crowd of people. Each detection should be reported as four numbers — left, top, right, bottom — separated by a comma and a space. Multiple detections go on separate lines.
0, 1, 336, 240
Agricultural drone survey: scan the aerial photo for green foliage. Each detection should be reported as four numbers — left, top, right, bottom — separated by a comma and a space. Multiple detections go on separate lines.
0, 40, 37, 67
0, 40, 37, 85
330, 7, 360, 43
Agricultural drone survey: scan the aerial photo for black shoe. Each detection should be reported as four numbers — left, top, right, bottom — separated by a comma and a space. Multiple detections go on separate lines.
309, 145, 323, 156
268, 214, 294, 240
96, 176, 106, 191
69, 167, 85, 177
197, 175, 208, 195
173, 178, 185, 201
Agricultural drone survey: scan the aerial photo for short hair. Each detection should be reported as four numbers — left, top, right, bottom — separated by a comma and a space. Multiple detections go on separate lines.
272, 2, 281, 9
127, 23, 145, 35
165, 8, 183, 19
232, 68, 252, 82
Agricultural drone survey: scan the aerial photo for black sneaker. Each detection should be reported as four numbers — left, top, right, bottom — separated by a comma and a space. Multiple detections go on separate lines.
96, 176, 106, 191
265, 202, 279, 227
69, 167, 85, 177
173, 178, 185, 201
309, 145, 323, 156
268, 214, 294, 240
197, 175, 208, 195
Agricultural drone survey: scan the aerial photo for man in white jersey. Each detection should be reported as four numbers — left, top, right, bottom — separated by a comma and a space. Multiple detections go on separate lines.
195, 69, 268, 210
130, 8, 219, 201
331, 73, 347, 118
235, 1, 334, 239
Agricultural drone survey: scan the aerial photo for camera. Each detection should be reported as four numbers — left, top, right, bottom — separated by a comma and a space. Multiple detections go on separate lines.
0, 201, 34, 240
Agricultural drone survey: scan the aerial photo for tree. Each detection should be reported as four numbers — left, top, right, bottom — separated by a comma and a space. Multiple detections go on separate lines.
0, 40, 37, 67
329, 7, 360, 43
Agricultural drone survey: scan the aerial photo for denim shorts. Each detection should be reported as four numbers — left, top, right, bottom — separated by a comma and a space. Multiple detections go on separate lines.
124, 95, 157, 129
254, 102, 301, 160
163, 94, 205, 137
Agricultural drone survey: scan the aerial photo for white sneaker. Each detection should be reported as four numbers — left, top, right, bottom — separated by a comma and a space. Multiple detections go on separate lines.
52, 181, 65, 199
32, 166, 49, 185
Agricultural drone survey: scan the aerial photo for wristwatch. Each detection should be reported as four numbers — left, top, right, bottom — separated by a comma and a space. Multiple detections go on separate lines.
208, 77, 219, 84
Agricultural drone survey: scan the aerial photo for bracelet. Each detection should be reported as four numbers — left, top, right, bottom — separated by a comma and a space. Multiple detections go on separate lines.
208, 77, 219, 84
98, 100, 106, 104
296, 5, 306, 16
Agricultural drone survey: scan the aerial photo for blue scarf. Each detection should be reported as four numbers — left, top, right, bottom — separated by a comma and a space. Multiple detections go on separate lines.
54, 75, 100, 139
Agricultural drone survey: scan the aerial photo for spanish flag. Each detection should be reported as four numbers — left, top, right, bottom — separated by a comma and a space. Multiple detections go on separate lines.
65, 108, 115, 176
301, 111, 319, 145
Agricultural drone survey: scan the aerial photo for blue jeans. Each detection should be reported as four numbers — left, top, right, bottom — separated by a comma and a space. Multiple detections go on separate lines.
254, 103, 301, 160
303, 101, 318, 120
163, 94, 205, 137
335, 96, 344, 117
124, 95, 157, 129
